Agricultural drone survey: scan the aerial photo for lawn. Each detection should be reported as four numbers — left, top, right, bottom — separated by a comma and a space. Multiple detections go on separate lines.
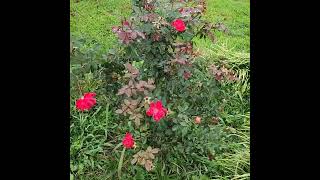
70, 0, 250, 179
70, 0, 249, 52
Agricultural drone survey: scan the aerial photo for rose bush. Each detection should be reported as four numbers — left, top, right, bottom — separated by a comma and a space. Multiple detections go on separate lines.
71, 0, 242, 177
100, 0, 240, 174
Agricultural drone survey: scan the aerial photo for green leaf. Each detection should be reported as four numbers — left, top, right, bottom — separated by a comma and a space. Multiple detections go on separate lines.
181, 128, 188, 137
134, 168, 145, 180
181, 31, 194, 41
172, 125, 179, 131
179, 121, 188, 127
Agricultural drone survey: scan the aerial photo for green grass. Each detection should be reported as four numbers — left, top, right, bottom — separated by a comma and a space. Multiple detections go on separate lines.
70, 0, 250, 179
198, 0, 250, 52
70, 0, 131, 50
70, 0, 249, 52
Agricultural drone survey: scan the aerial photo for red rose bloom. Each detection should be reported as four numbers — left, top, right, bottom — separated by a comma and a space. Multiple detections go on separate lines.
122, 132, 135, 149
76, 92, 97, 111
146, 100, 168, 122
171, 19, 186, 32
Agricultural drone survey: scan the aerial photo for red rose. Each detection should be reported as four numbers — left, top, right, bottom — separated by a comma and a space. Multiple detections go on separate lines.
122, 132, 135, 149
76, 92, 97, 111
171, 19, 186, 32
146, 100, 168, 122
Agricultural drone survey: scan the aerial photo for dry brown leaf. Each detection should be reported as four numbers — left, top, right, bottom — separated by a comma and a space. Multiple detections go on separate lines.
145, 160, 153, 171
138, 157, 146, 165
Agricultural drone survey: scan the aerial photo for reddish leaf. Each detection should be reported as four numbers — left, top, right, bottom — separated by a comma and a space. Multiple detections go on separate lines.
132, 89, 137, 95
128, 80, 134, 86
131, 99, 139, 106
112, 26, 119, 33
145, 84, 155, 90
175, 57, 187, 65
131, 31, 138, 39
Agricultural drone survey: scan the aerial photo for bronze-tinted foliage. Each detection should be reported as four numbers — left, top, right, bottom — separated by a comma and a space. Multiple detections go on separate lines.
112, 21, 146, 44
209, 64, 238, 82
175, 42, 193, 55
115, 98, 146, 127
117, 78, 155, 97
131, 146, 160, 171
116, 63, 156, 127
140, 13, 158, 23
198, 22, 229, 43
212, 116, 220, 125
117, 63, 155, 97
